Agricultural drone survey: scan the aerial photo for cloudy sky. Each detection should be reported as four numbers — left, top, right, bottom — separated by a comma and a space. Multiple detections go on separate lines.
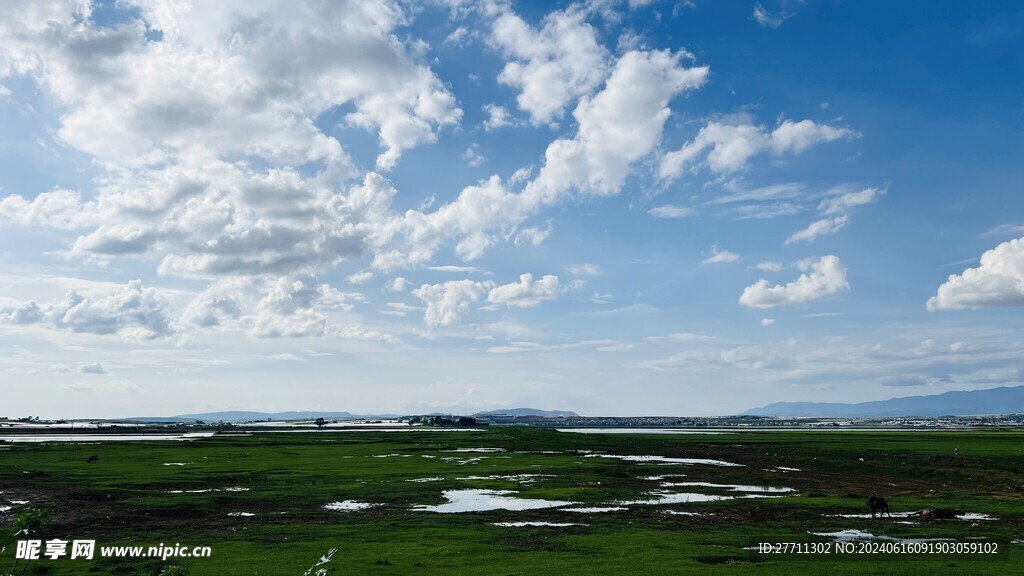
1, 1, 1023, 418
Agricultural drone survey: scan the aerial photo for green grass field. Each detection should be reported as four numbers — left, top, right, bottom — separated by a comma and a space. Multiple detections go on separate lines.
1, 427, 1022, 575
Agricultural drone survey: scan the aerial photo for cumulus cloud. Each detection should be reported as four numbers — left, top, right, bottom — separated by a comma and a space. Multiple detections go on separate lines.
346, 271, 375, 285
513, 226, 551, 246
490, 5, 608, 125
412, 279, 493, 327
181, 290, 242, 328
660, 117, 856, 180
0, 1, 462, 287
375, 48, 708, 269
739, 255, 849, 308
0, 279, 174, 339
703, 244, 739, 265
0, 188, 95, 229
928, 237, 1024, 311
487, 273, 561, 307
482, 103, 513, 131
756, 261, 783, 272
648, 204, 695, 218
249, 275, 351, 338
385, 277, 410, 292
80, 362, 107, 374
760, 318, 775, 327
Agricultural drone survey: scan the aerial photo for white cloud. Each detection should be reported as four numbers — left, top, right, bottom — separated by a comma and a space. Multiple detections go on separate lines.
739, 255, 849, 308
375, 48, 707, 269
444, 26, 471, 46
250, 275, 343, 338
463, 144, 486, 167
529, 49, 708, 197
513, 226, 551, 246
928, 237, 1024, 311
482, 103, 513, 131
756, 261, 783, 272
660, 117, 856, 180
346, 271, 375, 285
703, 244, 739, 265
819, 186, 884, 215
490, 5, 609, 125
385, 277, 410, 292
0, 1, 469, 290
752, 3, 792, 29
785, 186, 882, 244
181, 287, 242, 328
567, 263, 601, 276
412, 279, 493, 327
785, 215, 849, 244
381, 302, 418, 317
760, 318, 775, 327
428, 265, 487, 274
487, 273, 561, 308
648, 204, 695, 218
0, 279, 174, 339
0, 188, 95, 229
80, 362, 107, 374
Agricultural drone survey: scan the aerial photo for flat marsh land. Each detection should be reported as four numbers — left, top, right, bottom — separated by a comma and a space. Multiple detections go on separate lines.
1, 428, 1022, 574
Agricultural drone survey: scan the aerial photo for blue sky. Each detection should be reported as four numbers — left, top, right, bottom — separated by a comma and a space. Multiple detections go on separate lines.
1, 0, 1023, 418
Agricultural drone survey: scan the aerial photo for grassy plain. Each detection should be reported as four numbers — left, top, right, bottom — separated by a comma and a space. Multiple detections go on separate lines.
1, 427, 1022, 575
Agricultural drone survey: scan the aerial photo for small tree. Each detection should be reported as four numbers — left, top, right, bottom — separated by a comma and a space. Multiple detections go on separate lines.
7, 507, 53, 576
314, 417, 327, 428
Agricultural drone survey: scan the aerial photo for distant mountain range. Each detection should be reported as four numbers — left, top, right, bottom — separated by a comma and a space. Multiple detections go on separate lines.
473, 408, 579, 418
125, 407, 578, 423
744, 385, 1024, 418
126, 411, 393, 423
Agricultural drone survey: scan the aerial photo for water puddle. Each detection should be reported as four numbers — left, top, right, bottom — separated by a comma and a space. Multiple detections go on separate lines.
585, 454, 742, 467
406, 477, 445, 483
228, 512, 255, 517
663, 481, 795, 493
412, 489, 576, 513
830, 511, 918, 518
163, 462, 190, 466
620, 492, 735, 505
492, 521, 584, 527
662, 510, 711, 516
562, 506, 628, 513
456, 474, 555, 484
440, 456, 488, 465
324, 500, 380, 512
811, 529, 953, 544
829, 510, 995, 521
0, 433, 214, 443
168, 486, 249, 494
449, 448, 506, 453
957, 513, 996, 521
621, 491, 784, 505
558, 428, 730, 435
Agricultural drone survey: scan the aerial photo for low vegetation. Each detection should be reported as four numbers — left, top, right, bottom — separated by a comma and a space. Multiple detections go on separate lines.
1, 428, 1021, 574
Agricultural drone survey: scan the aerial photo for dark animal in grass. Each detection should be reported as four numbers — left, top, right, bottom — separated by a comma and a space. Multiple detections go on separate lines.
87, 455, 98, 464
867, 496, 890, 518
922, 507, 962, 520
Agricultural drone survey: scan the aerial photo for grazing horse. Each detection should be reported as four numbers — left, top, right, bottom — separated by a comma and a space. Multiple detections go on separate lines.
867, 496, 890, 518
87, 455, 99, 464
